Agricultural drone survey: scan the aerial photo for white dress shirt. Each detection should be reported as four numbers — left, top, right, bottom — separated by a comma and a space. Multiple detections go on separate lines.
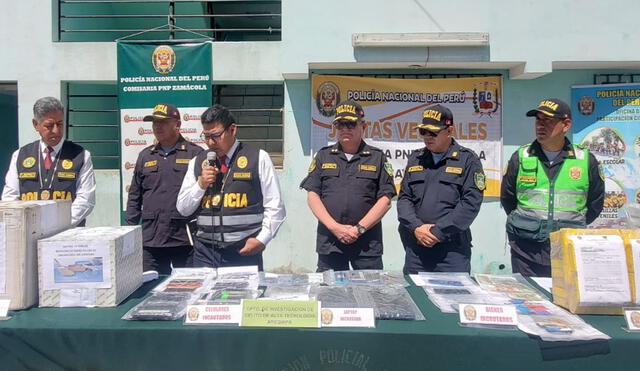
2, 140, 97, 225
177, 140, 286, 246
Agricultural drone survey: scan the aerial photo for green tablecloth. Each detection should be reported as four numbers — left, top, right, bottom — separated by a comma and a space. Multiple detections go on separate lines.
0, 280, 637, 371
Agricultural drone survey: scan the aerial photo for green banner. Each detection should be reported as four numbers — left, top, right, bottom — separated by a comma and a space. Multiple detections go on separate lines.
117, 42, 212, 108
117, 41, 212, 211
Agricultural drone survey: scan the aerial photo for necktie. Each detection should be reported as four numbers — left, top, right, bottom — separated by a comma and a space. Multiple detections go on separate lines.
218, 155, 228, 173
44, 146, 53, 170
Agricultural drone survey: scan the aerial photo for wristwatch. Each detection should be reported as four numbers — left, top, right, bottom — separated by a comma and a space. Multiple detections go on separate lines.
356, 224, 367, 235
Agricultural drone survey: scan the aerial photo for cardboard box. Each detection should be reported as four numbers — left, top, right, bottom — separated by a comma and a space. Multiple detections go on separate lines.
0, 200, 72, 310
38, 226, 142, 307
619, 229, 640, 305
550, 228, 633, 315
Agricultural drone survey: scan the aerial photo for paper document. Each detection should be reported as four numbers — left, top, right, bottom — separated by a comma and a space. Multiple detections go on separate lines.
40, 240, 112, 290
630, 240, 640, 305
571, 235, 631, 305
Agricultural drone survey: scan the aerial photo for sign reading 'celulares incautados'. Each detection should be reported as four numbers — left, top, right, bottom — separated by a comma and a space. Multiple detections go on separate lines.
117, 41, 212, 210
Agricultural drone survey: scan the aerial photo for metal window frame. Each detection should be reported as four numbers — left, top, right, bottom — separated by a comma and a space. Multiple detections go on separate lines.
594, 74, 640, 85
54, 0, 281, 42
63, 82, 121, 169
64, 81, 284, 169
213, 84, 284, 167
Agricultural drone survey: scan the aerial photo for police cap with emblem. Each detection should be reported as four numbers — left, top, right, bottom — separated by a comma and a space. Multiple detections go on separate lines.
526, 98, 571, 119
333, 100, 365, 124
418, 104, 454, 133
143, 103, 181, 121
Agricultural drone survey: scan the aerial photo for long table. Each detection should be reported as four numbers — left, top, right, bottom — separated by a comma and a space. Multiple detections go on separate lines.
0, 280, 638, 371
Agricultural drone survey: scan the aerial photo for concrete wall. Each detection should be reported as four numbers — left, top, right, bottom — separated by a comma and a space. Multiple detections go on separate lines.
3, 1, 640, 273
282, 0, 640, 77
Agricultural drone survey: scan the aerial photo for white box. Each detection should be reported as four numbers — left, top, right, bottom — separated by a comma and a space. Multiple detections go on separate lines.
0, 200, 72, 310
38, 226, 143, 307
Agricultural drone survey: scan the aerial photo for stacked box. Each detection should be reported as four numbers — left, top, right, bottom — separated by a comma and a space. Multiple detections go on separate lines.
550, 228, 633, 314
0, 200, 72, 310
38, 226, 143, 307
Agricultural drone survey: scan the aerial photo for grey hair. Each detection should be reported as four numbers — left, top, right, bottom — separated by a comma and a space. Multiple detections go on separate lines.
33, 97, 64, 121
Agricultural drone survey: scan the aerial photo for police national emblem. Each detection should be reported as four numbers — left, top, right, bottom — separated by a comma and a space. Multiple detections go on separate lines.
61, 159, 73, 170
22, 157, 36, 168
569, 166, 582, 180
237, 156, 248, 169
474, 172, 486, 191
315, 81, 340, 117
578, 96, 595, 116
152, 45, 176, 75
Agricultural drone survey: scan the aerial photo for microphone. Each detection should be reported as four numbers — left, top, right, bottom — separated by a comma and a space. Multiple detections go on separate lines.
206, 152, 217, 189
207, 151, 217, 167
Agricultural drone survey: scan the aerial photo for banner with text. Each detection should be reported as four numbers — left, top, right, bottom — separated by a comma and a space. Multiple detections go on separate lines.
117, 41, 211, 210
311, 75, 503, 197
572, 83, 640, 227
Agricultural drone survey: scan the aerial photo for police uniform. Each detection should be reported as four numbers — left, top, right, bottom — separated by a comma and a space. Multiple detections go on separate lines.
300, 141, 396, 271
125, 136, 203, 274
397, 140, 485, 274
501, 98, 604, 277
501, 139, 604, 276
2, 139, 96, 225
177, 140, 286, 271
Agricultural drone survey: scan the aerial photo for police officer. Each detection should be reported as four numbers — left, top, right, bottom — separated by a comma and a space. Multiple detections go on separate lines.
397, 104, 485, 274
501, 98, 604, 277
125, 103, 203, 274
177, 104, 285, 270
300, 100, 396, 272
2, 96, 96, 226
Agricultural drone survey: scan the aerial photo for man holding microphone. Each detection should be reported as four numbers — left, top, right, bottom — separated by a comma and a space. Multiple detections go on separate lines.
177, 104, 285, 270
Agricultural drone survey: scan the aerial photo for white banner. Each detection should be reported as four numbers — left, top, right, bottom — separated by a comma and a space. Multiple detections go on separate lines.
120, 107, 208, 210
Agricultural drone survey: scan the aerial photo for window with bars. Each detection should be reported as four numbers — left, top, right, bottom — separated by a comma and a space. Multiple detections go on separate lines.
214, 84, 283, 167
64, 82, 120, 169
54, 0, 281, 42
594, 74, 640, 85
64, 81, 284, 169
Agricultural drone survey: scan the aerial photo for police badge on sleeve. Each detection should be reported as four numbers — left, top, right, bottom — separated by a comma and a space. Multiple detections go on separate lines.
474, 172, 486, 191
307, 158, 317, 173
384, 161, 393, 177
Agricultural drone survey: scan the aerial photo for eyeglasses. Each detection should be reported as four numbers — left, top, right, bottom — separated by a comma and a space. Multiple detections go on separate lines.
418, 128, 440, 137
200, 129, 226, 141
334, 121, 358, 130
